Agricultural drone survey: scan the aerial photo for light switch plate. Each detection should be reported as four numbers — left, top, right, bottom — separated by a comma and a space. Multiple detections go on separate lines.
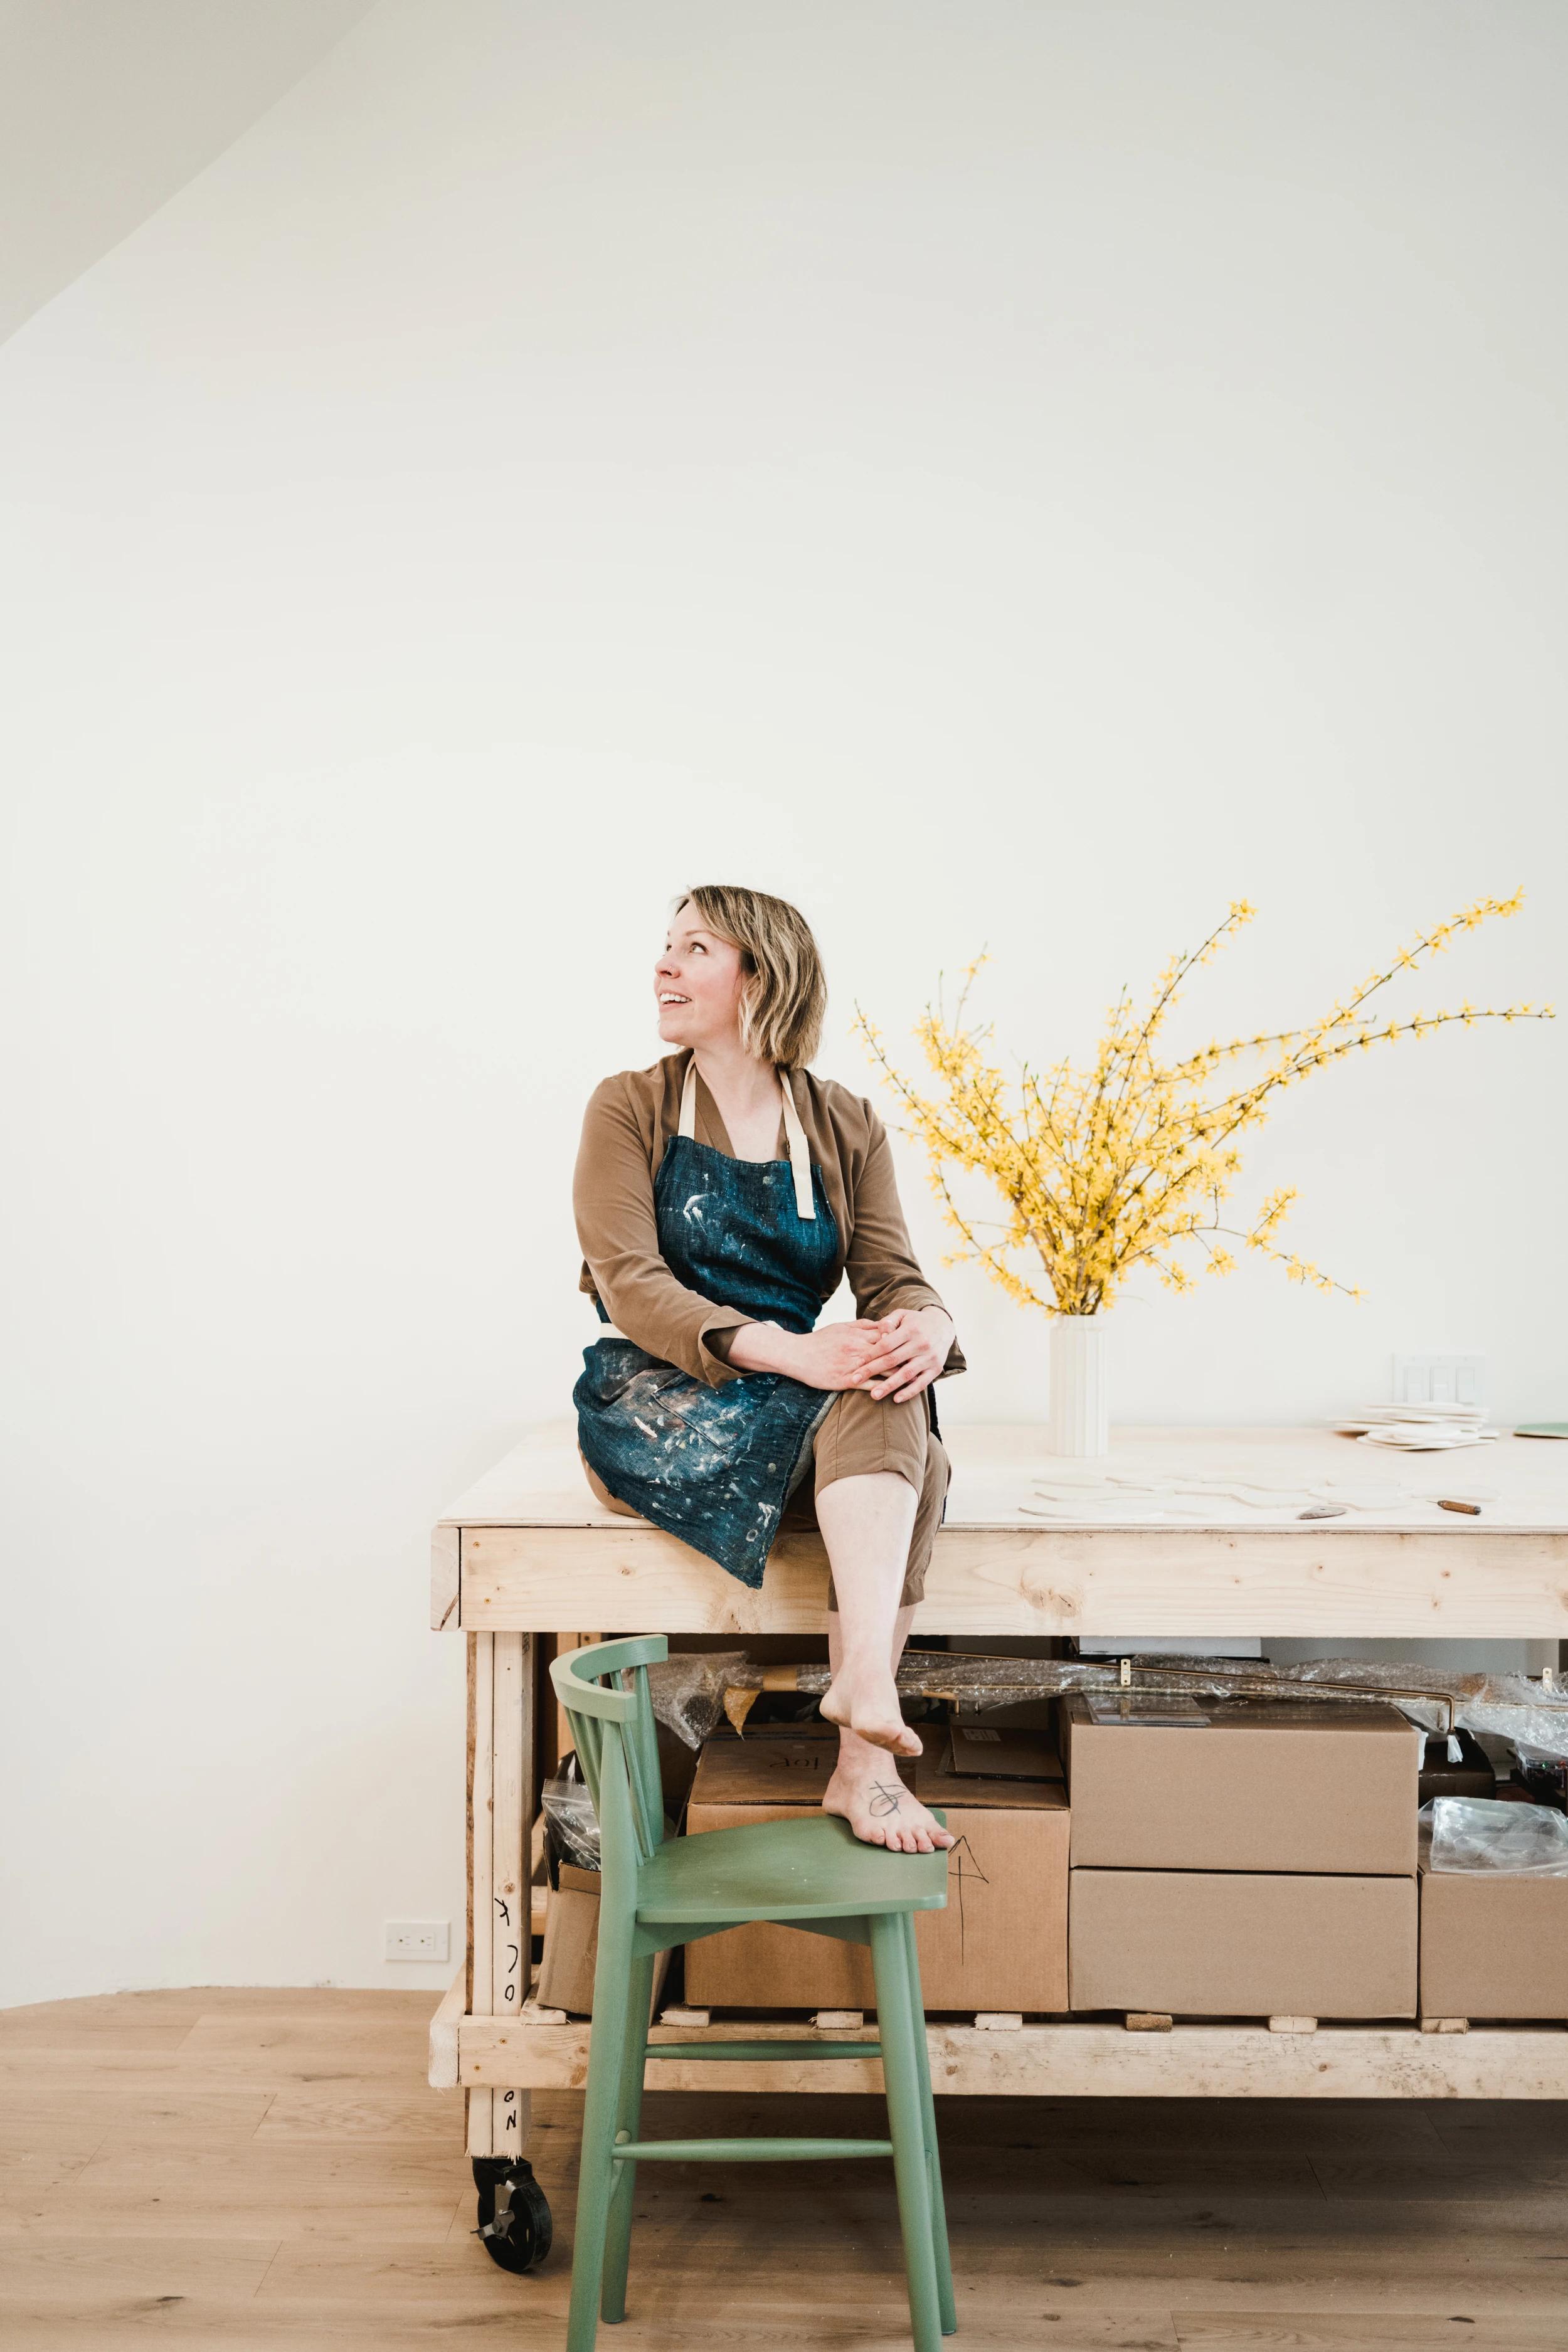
1392, 1353, 1487, 1407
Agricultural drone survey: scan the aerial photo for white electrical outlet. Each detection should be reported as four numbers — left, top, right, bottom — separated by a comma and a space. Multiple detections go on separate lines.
1392, 1353, 1487, 1407
384, 1920, 450, 1963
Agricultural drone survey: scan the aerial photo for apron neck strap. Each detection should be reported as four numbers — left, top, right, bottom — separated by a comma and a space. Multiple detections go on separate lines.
679, 1056, 816, 1220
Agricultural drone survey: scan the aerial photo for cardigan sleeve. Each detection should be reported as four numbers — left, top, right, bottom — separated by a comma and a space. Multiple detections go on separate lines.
573, 1076, 755, 1387
844, 1105, 967, 1380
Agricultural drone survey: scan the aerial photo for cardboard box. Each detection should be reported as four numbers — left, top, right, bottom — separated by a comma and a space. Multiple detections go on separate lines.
1062, 1695, 1420, 1874
536, 1863, 672, 2017
1420, 1865, 1568, 2020
946, 1723, 1062, 1780
689, 1730, 844, 1796
682, 1734, 875, 2008
683, 1730, 1070, 2014
1418, 1731, 1495, 1805
911, 1745, 1069, 2013
1069, 1868, 1417, 2018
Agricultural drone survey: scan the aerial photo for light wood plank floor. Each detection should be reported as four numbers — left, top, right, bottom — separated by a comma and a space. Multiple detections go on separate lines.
3, 1989, 1567, 2348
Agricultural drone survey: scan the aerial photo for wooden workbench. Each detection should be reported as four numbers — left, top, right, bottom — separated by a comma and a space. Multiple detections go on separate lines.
429, 1420, 1568, 2167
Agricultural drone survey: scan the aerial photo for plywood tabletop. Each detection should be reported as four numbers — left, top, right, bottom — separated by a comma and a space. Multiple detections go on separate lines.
437, 1418, 1568, 1537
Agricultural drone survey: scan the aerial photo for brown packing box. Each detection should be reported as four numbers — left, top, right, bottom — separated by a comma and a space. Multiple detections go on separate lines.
1069, 1869, 1417, 2018
689, 1729, 845, 1780
683, 1730, 1069, 2013
1062, 1695, 1420, 1873
910, 1745, 1069, 2013
946, 1723, 1063, 1780
682, 1734, 873, 2009
1417, 1730, 1495, 1805
536, 1863, 672, 2018
1420, 1864, 1568, 2020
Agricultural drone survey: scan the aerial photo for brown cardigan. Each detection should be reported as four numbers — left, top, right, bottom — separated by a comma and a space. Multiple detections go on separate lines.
573, 1048, 967, 1391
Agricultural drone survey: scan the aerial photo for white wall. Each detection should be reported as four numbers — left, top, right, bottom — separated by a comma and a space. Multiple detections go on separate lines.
3, 0, 1564, 2006
0, 0, 378, 344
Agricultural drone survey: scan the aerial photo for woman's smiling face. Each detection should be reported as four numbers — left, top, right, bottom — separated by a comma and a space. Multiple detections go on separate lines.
655, 901, 746, 1049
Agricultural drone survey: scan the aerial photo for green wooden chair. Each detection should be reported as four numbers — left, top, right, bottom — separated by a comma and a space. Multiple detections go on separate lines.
550, 1635, 956, 2352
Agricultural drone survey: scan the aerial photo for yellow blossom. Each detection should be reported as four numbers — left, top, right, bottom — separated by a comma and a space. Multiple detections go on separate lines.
853, 891, 1549, 1314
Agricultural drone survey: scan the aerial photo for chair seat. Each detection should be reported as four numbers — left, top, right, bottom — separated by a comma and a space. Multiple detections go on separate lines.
634, 1809, 950, 1927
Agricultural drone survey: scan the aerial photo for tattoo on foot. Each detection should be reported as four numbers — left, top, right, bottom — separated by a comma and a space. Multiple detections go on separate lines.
869, 1782, 904, 1817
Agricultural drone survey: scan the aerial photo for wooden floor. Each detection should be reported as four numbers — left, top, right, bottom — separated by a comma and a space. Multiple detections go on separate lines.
3, 1991, 1567, 2348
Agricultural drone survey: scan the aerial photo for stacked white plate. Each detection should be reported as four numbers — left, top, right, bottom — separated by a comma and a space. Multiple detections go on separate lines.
1333, 1403, 1499, 1451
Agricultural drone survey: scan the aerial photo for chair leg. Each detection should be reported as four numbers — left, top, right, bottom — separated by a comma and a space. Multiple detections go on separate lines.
600, 1950, 655, 2324
870, 1913, 944, 2352
900, 1911, 956, 2336
566, 1919, 635, 2352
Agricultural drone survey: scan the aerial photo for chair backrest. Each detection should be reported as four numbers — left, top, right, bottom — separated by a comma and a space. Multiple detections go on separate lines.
548, 1636, 670, 1882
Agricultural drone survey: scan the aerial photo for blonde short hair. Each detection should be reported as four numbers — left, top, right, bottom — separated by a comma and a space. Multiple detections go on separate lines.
669, 884, 827, 1068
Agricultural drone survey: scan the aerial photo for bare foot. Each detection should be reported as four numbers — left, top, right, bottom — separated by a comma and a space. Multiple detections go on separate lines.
824, 1747, 956, 1853
820, 1663, 923, 1757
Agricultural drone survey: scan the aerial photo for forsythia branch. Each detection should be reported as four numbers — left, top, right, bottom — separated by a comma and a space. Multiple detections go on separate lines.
851, 891, 1550, 1316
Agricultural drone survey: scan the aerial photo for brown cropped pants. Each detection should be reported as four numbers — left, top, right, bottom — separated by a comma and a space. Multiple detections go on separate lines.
578, 1385, 951, 1611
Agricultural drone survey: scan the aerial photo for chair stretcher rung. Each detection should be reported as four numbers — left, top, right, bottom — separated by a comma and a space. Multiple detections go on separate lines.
613, 2136, 894, 2163
648, 2041, 880, 2062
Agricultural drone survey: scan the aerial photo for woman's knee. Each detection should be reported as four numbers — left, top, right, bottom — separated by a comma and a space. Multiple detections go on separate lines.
812, 1385, 927, 1501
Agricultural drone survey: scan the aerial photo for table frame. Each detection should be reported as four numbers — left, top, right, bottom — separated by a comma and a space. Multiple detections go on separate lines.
428, 1426, 1568, 2150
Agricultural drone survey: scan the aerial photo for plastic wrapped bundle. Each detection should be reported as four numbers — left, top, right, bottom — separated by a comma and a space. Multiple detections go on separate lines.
1422, 1795, 1568, 1876
779, 1650, 1098, 1706
1281, 1658, 1568, 1761
541, 1768, 601, 1871
687, 1643, 1568, 1759
644, 1650, 757, 1748
712, 1647, 1094, 1736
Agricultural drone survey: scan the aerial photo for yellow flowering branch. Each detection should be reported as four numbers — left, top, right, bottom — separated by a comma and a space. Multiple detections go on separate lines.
852, 892, 1552, 1316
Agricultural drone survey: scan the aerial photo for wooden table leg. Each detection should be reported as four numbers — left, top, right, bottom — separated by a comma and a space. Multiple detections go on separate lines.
467, 1632, 495, 2158
466, 1629, 538, 2159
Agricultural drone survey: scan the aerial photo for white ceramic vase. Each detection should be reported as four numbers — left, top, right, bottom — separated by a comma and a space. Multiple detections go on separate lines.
1049, 1315, 1108, 1457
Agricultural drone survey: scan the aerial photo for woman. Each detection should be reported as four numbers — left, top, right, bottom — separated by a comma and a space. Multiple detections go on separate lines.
572, 883, 965, 1855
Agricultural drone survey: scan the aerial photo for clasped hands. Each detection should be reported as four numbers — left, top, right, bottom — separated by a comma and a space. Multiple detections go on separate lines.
727, 1306, 955, 1403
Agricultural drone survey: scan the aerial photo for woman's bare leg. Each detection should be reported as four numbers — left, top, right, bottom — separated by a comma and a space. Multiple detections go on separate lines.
824, 1601, 956, 1853
815, 1471, 921, 1757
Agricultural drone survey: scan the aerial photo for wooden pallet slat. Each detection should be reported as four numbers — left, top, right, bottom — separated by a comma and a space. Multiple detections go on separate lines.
455, 2012, 1568, 2100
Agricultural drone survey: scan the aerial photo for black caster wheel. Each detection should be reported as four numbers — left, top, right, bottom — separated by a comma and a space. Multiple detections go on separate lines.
473, 2154, 553, 2273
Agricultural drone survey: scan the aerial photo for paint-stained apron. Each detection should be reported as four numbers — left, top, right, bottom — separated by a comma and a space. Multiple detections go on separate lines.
573, 1057, 843, 1587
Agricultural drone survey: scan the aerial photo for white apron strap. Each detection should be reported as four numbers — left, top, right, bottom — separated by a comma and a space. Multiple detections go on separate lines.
777, 1069, 817, 1221
680, 1056, 816, 1219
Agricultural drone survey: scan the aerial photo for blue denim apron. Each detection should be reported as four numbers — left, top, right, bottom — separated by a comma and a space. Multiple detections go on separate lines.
573, 1057, 843, 1588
